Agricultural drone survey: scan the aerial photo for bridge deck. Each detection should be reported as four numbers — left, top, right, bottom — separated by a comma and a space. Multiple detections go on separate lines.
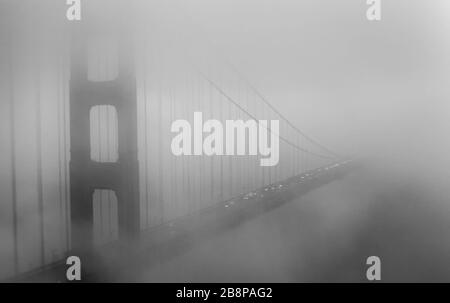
10, 161, 354, 282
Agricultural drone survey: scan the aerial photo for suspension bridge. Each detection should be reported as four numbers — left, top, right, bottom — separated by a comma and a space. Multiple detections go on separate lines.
0, 1, 355, 282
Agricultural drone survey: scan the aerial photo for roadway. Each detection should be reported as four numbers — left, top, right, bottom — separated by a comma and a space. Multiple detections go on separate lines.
137, 162, 450, 282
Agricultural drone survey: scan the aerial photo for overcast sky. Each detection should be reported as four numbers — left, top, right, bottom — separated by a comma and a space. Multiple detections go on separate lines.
12, 0, 450, 164
151, 0, 450, 163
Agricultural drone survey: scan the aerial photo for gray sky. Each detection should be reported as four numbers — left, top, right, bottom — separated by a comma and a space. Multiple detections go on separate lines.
161, 0, 450, 162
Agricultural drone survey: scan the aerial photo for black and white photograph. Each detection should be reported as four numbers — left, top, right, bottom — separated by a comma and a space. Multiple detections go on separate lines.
0, 0, 450, 290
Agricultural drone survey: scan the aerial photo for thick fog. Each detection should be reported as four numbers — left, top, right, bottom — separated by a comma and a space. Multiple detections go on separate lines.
179, 0, 450, 158
2, 0, 450, 282
133, 0, 450, 171
133, 0, 450, 282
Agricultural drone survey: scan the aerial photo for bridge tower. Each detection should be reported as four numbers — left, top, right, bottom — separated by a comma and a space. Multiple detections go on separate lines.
69, 18, 140, 252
